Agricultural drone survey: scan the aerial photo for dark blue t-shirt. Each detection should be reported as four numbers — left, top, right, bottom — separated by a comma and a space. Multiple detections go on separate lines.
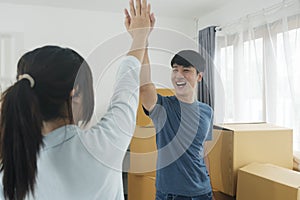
144, 94, 213, 196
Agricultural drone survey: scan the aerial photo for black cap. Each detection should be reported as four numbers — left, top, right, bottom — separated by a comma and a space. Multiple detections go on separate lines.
171, 50, 205, 73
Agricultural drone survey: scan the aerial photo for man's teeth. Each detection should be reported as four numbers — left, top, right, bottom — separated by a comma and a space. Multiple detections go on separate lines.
176, 82, 186, 86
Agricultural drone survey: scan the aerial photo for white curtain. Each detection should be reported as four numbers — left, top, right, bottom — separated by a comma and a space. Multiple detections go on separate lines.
215, 0, 300, 151
0, 33, 23, 93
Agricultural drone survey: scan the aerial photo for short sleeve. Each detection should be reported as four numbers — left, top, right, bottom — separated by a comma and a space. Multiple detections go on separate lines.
142, 93, 163, 116
205, 108, 214, 141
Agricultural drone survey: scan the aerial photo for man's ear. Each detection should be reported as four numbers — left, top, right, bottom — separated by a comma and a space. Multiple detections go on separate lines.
197, 72, 203, 82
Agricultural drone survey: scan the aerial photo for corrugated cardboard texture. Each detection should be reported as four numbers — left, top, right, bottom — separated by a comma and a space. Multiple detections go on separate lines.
128, 175, 156, 200
136, 88, 174, 126
236, 163, 300, 200
129, 126, 157, 175
207, 123, 293, 196
129, 88, 174, 199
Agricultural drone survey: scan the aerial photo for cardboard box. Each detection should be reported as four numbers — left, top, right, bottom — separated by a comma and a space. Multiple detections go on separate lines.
136, 88, 174, 126
236, 163, 300, 200
128, 127, 157, 200
206, 123, 293, 196
128, 175, 156, 200
129, 126, 157, 176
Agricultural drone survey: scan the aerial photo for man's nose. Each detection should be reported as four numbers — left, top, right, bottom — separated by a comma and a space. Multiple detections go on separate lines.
176, 71, 184, 78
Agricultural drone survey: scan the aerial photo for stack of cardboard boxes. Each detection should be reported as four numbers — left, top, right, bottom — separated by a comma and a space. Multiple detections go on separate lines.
128, 126, 157, 200
207, 123, 295, 200
128, 89, 174, 200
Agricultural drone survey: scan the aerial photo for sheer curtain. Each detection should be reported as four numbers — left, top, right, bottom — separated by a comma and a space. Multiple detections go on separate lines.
215, 0, 300, 151
0, 33, 23, 93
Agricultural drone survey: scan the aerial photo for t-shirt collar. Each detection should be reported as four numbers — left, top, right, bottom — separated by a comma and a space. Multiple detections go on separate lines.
42, 125, 78, 150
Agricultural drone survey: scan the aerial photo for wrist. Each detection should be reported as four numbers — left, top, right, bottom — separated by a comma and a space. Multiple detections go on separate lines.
131, 37, 148, 50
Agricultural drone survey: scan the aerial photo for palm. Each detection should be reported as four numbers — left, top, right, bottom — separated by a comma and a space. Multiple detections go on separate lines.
124, 0, 155, 38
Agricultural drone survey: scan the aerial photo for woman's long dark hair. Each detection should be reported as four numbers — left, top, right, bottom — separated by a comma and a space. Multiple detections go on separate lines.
0, 46, 94, 200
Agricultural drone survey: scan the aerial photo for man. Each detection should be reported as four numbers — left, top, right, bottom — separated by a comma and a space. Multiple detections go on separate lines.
140, 47, 213, 200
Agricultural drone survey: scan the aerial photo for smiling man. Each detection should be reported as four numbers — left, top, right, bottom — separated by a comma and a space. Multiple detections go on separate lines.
140, 49, 214, 200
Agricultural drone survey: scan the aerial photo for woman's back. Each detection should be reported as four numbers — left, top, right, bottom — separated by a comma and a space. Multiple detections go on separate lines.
0, 55, 141, 200
35, 125, 124, 200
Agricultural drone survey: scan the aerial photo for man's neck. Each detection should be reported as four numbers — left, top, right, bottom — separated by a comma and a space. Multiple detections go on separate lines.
175, 94, 195, 104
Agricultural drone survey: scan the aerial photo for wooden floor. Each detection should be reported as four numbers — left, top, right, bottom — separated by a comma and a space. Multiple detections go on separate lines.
213, 191, 236, 200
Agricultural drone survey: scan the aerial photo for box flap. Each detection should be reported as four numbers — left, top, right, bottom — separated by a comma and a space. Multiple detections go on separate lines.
214, 123, 291, 132
213, 125, 231, 131
240, 163, 300, 188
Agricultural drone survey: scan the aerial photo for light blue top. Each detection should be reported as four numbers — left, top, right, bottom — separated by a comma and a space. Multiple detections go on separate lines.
144, 94, 213, 196
0, 56, 141, 200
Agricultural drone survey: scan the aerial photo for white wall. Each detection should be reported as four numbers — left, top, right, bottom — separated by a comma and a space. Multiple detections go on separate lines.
0, 3, 194, 56
0, 3, 195, 116
197, 0, 282, 29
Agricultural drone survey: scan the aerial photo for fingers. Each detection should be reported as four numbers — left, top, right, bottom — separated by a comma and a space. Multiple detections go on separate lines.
142, 0, 147, 17
150, 13, 156, 28
147, 3, 151, 18
135, 0, 141, 16
129, 0, 136, 16
129, 0, 149, 17
124, 9, 131, 30
124, 8, 130, 17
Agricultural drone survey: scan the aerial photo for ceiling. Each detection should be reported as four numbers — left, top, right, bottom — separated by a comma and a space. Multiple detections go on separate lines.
0, 0, 230, 19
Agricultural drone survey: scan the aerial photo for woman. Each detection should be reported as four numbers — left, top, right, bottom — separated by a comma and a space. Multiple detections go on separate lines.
0, 0, 154, 199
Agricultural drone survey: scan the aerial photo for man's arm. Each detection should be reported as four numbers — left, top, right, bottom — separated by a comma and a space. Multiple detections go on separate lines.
125, 1, 157, 112
124, 0, 151, 62
140, 48, 157, 112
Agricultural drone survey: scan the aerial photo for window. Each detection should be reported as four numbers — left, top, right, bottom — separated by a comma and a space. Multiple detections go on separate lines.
0, 32, 23, 92
216, 14, 300, 150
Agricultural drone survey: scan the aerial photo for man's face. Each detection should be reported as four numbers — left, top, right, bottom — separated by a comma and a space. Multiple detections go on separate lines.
171, 64, 202, 99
